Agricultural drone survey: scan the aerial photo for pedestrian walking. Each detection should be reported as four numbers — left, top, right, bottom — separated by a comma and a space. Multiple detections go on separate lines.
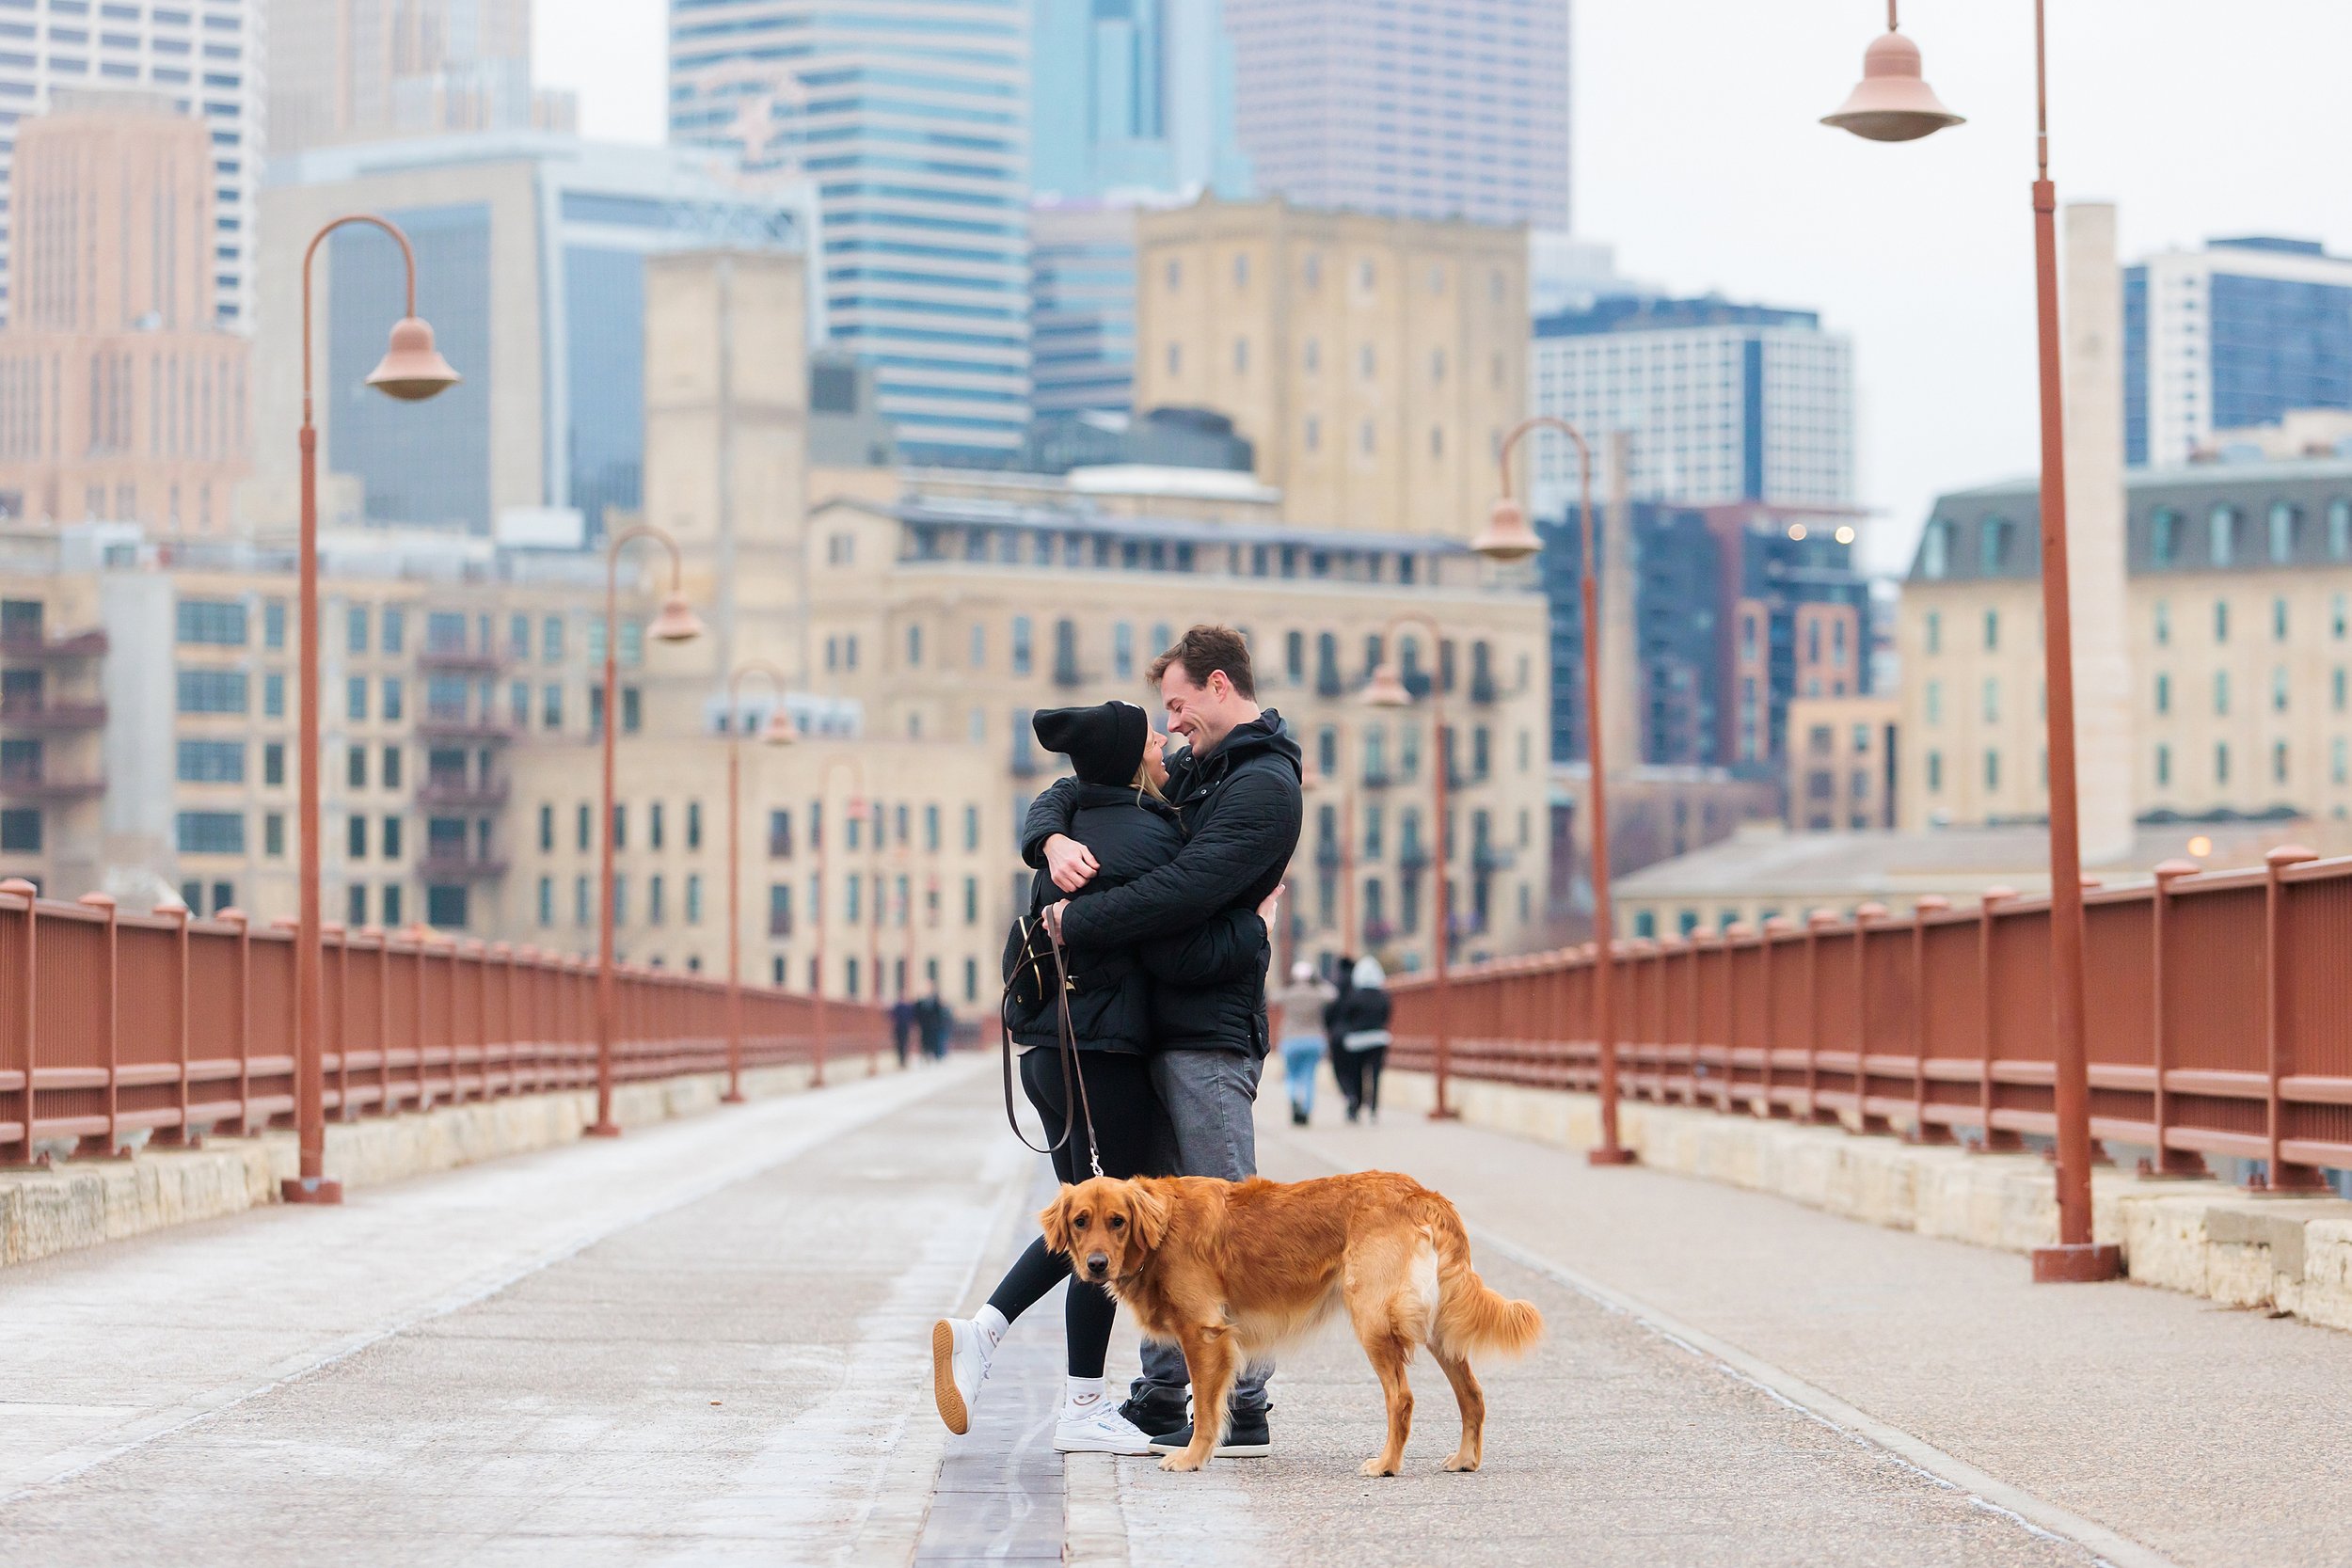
917, 985, 953, 1061
1268, 960, 1335, 1125
1332, 956, 1392, 1123
890, 995, 917, 1069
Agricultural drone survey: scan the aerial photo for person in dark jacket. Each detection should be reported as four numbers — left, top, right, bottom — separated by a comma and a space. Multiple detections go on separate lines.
889, 996, 917, 1069
1330, 955, 1394, 1122
934, 701, 1271, 1459
1025, 625, 1304, 1457
915, 984, 952, 1060
1324, 953, 1363, 1115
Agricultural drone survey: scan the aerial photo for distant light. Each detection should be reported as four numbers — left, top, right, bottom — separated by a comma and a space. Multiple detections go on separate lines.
2186, 834, 2213, 858
1788, 524, 1808, 541
1834, 526, 1856, 545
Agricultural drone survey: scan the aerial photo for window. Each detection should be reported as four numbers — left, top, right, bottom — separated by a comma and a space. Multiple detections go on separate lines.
382, 747, 401, 790
768, 808, 793, 858
1979, 516, 2010, 575
2335, 737, 2350, 786
382, 816, 401, 859
1925, 681, 1942, 725
2216, 742, 2231, 784
539, 803, 553, 851
578, 803, 592, 851
1983, 751, 2000, 790
176, 811, 244, 854
347, 816, 367, 859
2269, 502, 2297, 563
2150, 508, 2180, 566
345, 676, 367, 721
346, 605, 369, 655
0, 809, 40, 852
175, 598, 246, 645
262, 599, 285, 649
263, 813, 284, 856
622, 688, 642, 733
1981, 678, 1998, 722
543, 685, 563, 729
2273, 667, 2289, 713
537, 877, 553, 927
263, 673, 283, 718
650, 801, 665, 851
1926, 751, 1943, 792
2155, 673, 2170, 714
964, 804, 979, 851
1924, 610, 1940, 655
543, 616, 564, 662
768, 883, 792, 937
963, 876, 981, 925
1010, 616, 1032, 676
2209, 505, 2237, 567
2154, 599, 2170, 646
2214, 600, 2229, 643
2274, 598, 2289, 642
2155, 744, 2171, 786
687, 801, 702, 850
382, 608, 405, 655
576, 877, 591, 926
1920, 519, 1952, 578
346, 745, 366, 789
2337, 668, 2347, 713
383, 677, 404, 721
176, 739, 243, 783
1982, 610, 1998, 651
2215, 671, 2231, 716
648, 875, 664, 927
686, 874, 703, 925
176, 669, 247, 714
347, 885, 367, 927
2274, 740, 2290, 784
2332, 499, 2352, 562
2337, 595, 2348, 640
263, 743, 283, 786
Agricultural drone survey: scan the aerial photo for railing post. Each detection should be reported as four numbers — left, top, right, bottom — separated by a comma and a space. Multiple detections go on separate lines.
74, 893, 124, 1159
2258, 845, 2326, 1193
1758, 918, 1788, 1117
1683, 932, 1707, 1105
369, 927, 390, 1117
1718, 924, 1746, 1115
2140, 862, 2207, 1178
1851, 903, 1894, 1134
1802, 911, 1839, 1125
270, 915, 299, 1127
218, 909, 252, 1137
153, 899, 198, 1147
322, 921, 348, 1121
2, 879, 41, 1167
1973, 887, 2023, 1153
1904, 896, 1953, 1145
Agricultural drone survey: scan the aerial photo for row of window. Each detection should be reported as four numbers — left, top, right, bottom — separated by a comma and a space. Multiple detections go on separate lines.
1922, 738, 2350, 792
901, 524, 1432, 587
532, 799, 986, 859
1921, 497, 2352, 578
172, 598, 635, 669
1161, 251, 1512, 304
528, 870, 984, 935
1922, 593, 2352, 656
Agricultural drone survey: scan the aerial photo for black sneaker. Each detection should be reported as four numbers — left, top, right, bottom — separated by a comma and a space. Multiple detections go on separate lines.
1146, 1407, 1271, 1458
1117, 1393, 1189, 1438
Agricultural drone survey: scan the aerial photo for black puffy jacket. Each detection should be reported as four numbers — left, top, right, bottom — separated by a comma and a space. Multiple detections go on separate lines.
1022, 711, 1305, 1056
1003, 784, 1265, 1053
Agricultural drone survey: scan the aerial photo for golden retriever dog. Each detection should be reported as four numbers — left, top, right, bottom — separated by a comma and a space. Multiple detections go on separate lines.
1040, 1170, 1542, 1476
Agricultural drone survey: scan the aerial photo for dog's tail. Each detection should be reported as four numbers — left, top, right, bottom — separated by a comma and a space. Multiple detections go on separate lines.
1420, 1195, 1543, 1358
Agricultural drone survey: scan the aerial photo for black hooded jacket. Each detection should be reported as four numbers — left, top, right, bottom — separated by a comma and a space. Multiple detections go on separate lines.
1021, 710, 1305, 1055
1002, 783, 1266, 1053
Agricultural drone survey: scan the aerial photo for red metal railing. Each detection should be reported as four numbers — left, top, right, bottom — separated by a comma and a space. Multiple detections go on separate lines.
0, 884, 883, 1162
1391, 847, 2352, 1186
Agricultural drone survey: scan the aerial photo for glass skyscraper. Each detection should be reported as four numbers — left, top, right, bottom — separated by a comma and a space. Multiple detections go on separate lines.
2123, 237, 2352, 468
669, 0, 1032, 463
1027, 0, 1249, 204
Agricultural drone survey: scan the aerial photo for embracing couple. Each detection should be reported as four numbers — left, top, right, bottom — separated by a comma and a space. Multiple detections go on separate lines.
931, 625, 1304, 1458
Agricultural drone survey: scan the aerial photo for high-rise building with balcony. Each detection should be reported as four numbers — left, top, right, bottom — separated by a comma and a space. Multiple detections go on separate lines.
0, 4, 260, 330
2125, 237, 2352, 469
1219, 0, 1570, 229
0, 89, 251, 531
668, 0, 1032, 464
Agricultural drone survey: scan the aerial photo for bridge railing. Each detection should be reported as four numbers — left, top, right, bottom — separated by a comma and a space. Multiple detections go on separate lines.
1391, 847, 2352, 1187
0, 883, 884, 1163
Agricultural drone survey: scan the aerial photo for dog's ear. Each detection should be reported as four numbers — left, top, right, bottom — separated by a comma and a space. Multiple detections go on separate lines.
1130, 1182, 1171, 1250
1038, 1186, 1076, 1255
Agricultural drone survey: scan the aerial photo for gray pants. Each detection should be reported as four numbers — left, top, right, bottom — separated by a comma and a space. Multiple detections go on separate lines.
1133, 1048, 1271, 1418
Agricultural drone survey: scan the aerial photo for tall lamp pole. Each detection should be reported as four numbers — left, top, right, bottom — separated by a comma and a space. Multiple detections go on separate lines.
1824, 0, 2116, 1282
809, 754, 866, 1088
723, 662, 798, 1103
1487, 416, 1633, 1166
1359, 613, 1461, 1120
587, 525, 705, 1138
285, 215, 460, 1206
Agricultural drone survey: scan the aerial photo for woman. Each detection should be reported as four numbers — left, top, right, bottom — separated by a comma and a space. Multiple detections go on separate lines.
932, 701, 1273, 1454
1268, 960, 1335, 1125
1331, 955, 1393, 1123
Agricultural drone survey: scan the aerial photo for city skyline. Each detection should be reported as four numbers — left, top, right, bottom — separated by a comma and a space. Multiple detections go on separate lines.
536, 0, 2352, 576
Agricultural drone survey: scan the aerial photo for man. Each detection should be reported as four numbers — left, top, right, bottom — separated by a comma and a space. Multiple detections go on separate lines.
918, 983, 953, 1060
890, 994, 918, 1069
1026, 625, 1303, 1458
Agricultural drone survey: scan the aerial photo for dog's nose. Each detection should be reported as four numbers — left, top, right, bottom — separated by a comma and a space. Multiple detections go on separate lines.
1086, 1252, 1109, 1277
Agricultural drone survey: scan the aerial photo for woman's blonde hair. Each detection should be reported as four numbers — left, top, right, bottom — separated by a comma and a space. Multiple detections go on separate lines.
1130, 761, 1168, 803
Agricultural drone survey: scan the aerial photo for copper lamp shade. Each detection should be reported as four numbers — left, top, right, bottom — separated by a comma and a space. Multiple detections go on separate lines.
759, 708, 801, 745
1822, 29, 1964, 142
650, 593, 706, 643
1472, 496, 1543, 562
1360, 661, 1412, 709
364, 316, 462, 401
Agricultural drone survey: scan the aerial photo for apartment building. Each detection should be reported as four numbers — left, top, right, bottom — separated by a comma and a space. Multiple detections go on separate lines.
1901, 453, 2352, 830
1131, 198, 1528, 537
1786, 695, 1899, 832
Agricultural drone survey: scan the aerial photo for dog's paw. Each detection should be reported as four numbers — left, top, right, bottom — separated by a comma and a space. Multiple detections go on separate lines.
1442, 1453, 1480, 1473
1158, 1452, 1208, 1473
1359, 1457, 1401, 1478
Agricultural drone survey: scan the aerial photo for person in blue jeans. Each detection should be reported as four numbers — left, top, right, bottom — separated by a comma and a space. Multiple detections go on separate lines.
1268, 960, 1335, 1125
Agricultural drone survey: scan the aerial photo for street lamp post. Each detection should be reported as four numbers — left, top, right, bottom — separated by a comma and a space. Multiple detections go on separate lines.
723, 662, 798, 1104
1825, 0, 2118, 1282
809, 754, 867, 1088
285, 215, 460, 1206
1486, 416, 1634, 1166
1359, 614, 1462, 1121
587, 526, 705, 1138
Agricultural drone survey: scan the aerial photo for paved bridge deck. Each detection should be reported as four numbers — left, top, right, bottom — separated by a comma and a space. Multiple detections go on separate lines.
0, 1058, 2344, 1566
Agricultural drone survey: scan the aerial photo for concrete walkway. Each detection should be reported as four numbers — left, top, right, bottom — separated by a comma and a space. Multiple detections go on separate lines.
1, 1057, 2345, 1566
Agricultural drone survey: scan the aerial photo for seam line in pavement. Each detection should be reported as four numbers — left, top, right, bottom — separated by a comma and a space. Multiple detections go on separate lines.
1273, 1126, 2184, 1568
1, 1064, 977, 1507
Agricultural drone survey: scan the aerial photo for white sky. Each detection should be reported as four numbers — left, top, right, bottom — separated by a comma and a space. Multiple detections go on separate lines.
534, 0, 2352, 578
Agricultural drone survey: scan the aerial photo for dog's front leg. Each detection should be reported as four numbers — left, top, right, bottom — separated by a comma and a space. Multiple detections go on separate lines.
1160, 1322, 1235, 1473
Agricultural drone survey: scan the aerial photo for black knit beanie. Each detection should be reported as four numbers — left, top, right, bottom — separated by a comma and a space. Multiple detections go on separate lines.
1034, 701, 1150, 787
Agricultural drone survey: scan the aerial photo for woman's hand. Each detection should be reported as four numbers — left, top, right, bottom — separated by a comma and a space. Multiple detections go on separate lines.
1256, 883, 1285, 932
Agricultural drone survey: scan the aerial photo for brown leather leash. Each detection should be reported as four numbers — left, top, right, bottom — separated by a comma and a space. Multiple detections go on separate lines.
999, 915, 1104, 1179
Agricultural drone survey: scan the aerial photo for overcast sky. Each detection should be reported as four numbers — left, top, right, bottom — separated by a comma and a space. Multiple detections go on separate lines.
535, 0, 2352, 578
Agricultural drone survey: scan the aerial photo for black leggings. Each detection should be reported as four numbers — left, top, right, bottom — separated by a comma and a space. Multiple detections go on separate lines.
986, 1048, 1168, 1377
1330, 1043, 1387, 1114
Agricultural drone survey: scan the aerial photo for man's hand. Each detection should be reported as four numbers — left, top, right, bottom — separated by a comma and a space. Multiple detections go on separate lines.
1043, 833, 1099, 894
1042, 899, 1070, 940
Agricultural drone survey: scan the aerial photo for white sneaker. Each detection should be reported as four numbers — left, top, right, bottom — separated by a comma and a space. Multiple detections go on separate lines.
931, 1317, 992, 1435
1054, 1400, 1155, 1455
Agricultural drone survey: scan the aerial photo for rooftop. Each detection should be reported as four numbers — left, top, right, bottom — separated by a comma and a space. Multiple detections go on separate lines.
1536, 294, 1822, 339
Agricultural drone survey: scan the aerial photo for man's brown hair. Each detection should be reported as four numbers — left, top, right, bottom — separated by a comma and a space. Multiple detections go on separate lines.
1147, 624, 1256, 700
